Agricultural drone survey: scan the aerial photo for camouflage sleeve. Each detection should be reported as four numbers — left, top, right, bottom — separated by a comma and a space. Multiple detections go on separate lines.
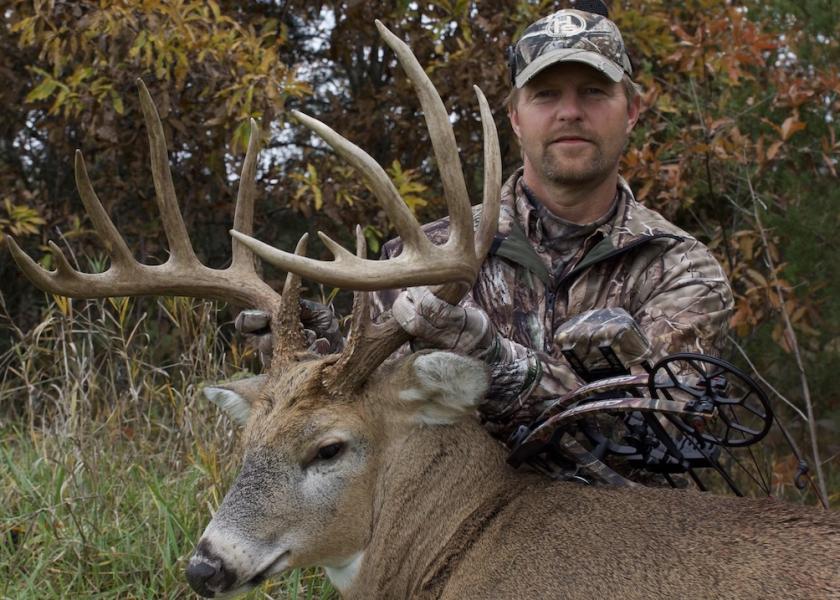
476, 337, 584, 438
477, 239, 733, 439
465, 261, 586, 433
372, 237, 561, 427
631, 237, 734, 362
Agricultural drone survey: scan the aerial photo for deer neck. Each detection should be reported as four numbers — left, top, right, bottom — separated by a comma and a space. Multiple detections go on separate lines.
342, 417, 515, 599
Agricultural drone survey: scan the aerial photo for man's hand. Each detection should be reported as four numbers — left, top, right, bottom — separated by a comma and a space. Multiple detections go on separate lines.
235, 299, 344, 366
391, 287, 496, 355
235, 309, 274, 365
392, 287, 544, 429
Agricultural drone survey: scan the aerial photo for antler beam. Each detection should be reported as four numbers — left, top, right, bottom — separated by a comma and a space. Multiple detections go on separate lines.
8, 80, 281, 314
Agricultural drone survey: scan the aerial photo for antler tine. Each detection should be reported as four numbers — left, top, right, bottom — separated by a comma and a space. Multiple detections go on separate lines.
271, 234, 310, 369
374, 20, 473, 257
428, 84, 502, 307
5, 237, 90, 298
473, 85, 502, 261
75, 151, 135, 266
341, 226, 375, 375
7, 151, 136, 296
137, 79, 197, 265
292, 110, 430, 255
347, 225, 371, 346
231, 118, 260, 272
326, 226, 410, 392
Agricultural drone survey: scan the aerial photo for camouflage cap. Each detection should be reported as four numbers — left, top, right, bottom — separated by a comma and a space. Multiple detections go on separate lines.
510, 8, 633, 88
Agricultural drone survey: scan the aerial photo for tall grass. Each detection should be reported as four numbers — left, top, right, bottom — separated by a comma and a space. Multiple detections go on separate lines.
0, 292, 335, 599
2, 286, 836, 598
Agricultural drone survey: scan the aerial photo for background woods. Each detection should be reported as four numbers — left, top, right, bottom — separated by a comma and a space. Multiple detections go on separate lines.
1, 0, 838, 596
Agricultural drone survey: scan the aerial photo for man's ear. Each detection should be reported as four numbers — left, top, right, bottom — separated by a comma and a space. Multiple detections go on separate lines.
626, 92, 641, 134
508, 104, 522, 140
203, 375, 266, 426
397, 351, 489, 425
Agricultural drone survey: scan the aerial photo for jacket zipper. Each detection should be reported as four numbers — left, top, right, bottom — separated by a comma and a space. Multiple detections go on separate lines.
544, 233, 684, 351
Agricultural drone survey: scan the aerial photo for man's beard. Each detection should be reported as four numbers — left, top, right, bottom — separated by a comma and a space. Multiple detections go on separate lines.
539, 134, 627, 186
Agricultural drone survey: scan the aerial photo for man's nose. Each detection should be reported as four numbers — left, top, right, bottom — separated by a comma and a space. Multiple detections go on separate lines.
553, 93, 584, 121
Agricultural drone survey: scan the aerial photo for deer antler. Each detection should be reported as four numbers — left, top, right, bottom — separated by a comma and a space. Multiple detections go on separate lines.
9, 23, 500, 392
7, 80, 282, 315
232, 20, 502, 390
231, 21, 500, 298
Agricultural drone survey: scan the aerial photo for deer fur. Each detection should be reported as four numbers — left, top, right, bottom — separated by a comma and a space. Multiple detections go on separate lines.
190, 350, 840, 599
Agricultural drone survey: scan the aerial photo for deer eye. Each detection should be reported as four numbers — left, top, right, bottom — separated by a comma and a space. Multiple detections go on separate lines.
316, 442, 344, 461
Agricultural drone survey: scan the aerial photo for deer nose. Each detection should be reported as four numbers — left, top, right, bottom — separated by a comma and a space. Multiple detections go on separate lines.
186, 548, 237, 597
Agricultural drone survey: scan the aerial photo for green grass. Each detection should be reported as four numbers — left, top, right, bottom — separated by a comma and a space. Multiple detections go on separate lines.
0, 294, 336, 599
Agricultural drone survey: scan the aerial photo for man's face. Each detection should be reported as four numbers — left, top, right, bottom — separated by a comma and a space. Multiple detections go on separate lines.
509, 62, 640, 188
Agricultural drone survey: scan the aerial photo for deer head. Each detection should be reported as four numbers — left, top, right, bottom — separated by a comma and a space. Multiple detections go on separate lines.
8, 21, 501, 598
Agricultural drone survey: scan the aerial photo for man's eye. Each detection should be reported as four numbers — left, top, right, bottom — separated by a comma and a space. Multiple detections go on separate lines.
316, 442, 344, 461
584, 87, 606, 96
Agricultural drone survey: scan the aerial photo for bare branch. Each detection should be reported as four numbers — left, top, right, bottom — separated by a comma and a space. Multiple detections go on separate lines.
746, 174, 829, 508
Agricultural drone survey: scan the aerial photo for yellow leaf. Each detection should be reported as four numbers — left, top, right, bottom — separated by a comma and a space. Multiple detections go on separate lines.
111, 90, 124, 115
53, 294, 72, 318
25, 78, 58, 103
208, 0, 222, 20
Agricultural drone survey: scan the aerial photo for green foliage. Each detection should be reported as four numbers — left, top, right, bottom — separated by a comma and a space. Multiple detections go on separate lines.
387, 160, 430, 213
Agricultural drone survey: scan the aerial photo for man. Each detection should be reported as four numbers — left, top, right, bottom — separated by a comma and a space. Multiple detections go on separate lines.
239, 3, 733, 441
382, 3, 733, 437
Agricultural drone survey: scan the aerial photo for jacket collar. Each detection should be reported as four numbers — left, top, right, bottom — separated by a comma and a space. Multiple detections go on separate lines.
499, 169, 681, 252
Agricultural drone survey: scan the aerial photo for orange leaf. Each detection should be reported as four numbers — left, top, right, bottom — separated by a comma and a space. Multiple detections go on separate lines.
636, 179, 654, 202
781, 115, 806, 141
766, 140, 783, 161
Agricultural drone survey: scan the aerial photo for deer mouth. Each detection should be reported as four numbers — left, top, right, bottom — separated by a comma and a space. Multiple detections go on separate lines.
247, 550, 291, 587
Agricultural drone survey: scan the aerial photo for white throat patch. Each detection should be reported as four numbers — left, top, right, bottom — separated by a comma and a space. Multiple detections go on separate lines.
324, 552, 365, 594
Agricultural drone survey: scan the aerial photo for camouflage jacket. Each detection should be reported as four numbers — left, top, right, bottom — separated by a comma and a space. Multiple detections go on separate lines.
377, 169, 733, 437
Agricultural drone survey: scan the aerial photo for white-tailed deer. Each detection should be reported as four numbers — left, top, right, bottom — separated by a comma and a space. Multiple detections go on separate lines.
9, 21, 839, 600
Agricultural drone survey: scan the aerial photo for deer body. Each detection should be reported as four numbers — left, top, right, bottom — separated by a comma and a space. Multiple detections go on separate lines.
357, 415, 840, 599
192, 352, 840, 599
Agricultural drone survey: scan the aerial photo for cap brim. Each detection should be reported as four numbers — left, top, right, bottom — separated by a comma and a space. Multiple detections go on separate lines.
515, 48, 624, 88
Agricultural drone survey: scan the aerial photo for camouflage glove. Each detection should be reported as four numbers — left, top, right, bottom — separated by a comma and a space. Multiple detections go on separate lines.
235, 299, 344, 366
392, 287, 496, 354
392, 287, 542, 413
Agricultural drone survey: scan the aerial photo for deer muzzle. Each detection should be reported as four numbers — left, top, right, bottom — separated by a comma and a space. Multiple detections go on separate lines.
186, 532, 292, 598
186, 538, 238, 597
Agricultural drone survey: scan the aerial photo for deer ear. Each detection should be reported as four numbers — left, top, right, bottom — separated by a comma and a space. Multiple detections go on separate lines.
398, 351, 489, 425
203, 375, 267, 426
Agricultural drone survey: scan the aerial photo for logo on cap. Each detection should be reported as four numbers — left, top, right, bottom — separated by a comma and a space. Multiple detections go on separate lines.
547, 13, 586, 37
